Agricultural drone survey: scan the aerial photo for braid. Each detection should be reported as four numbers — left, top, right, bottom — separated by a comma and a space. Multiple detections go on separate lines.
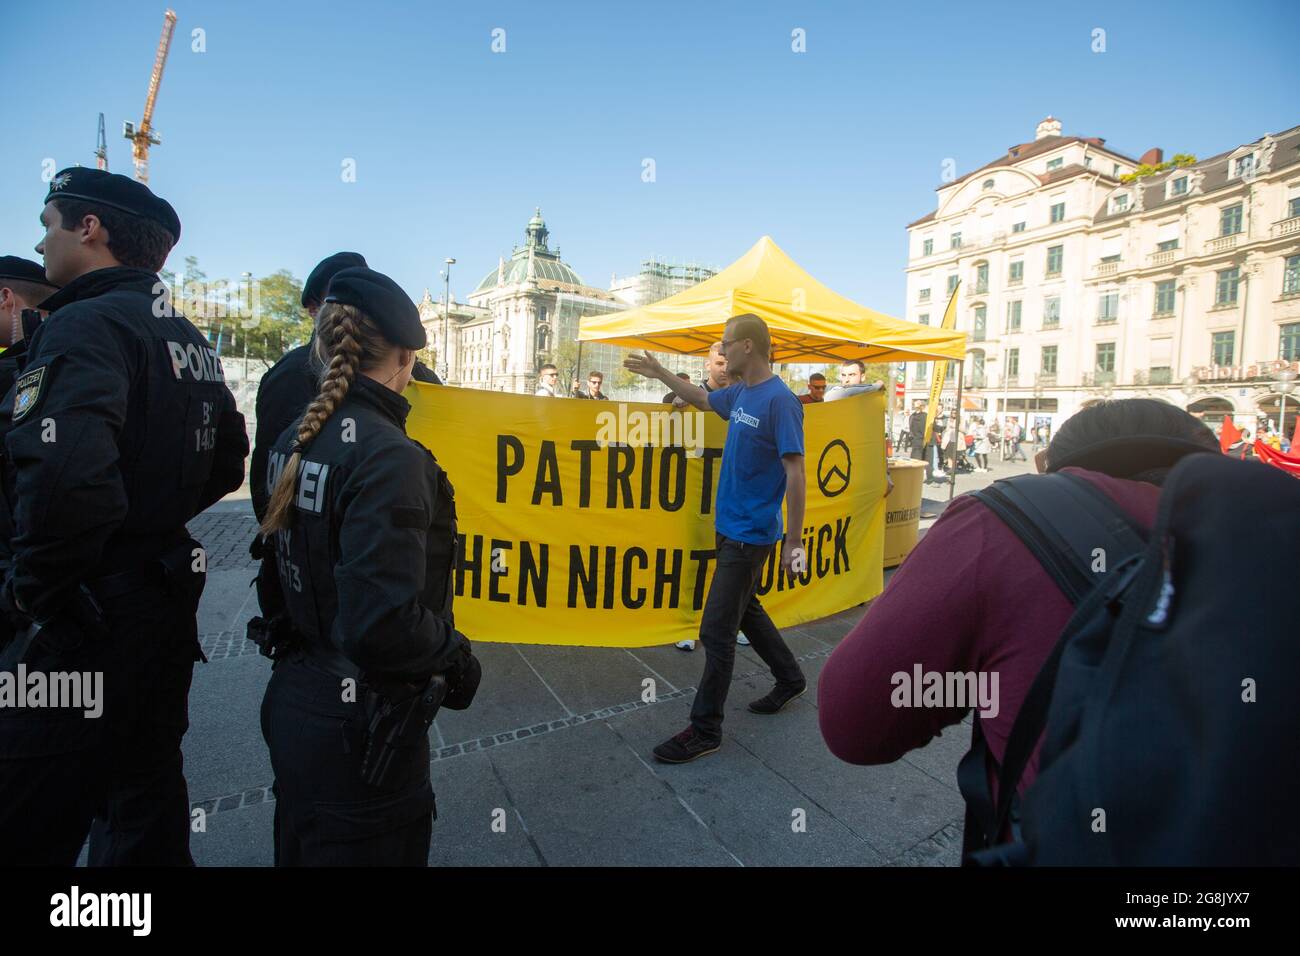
260, 304, 381, 534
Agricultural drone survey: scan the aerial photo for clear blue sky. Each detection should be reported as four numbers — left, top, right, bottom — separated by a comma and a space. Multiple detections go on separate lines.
4, 0, 1295, 316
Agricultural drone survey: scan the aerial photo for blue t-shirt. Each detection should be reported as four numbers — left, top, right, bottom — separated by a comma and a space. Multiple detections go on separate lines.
708, 376, 805, 544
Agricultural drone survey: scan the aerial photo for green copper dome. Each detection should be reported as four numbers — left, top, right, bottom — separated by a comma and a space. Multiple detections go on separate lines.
473, 209, 586, 293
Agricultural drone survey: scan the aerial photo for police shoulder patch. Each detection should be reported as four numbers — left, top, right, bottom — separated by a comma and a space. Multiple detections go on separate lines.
12, 365, 46, 422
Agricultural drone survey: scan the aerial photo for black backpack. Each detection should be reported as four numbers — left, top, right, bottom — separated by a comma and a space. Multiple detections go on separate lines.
959, 453, 1300, 865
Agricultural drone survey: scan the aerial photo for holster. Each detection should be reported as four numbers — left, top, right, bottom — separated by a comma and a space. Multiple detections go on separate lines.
358, 673, 448, 788
245, 615, 301, 662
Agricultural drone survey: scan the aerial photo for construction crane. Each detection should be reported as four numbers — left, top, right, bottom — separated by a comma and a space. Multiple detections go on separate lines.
95, 113, 107, 170
122, 8, 177, 184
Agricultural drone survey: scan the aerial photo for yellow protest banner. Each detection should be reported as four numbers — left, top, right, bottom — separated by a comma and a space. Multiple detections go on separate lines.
404, 385, 886, 647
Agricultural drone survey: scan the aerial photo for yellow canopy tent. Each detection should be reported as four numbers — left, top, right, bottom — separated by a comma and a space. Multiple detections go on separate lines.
576, 235, 966, 363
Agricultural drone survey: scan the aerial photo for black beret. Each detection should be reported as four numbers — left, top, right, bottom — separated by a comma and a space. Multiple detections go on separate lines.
44, 167, 181, 243
324, 267, 426, 349
0, 256, 57, 290
302, 251, 367, 308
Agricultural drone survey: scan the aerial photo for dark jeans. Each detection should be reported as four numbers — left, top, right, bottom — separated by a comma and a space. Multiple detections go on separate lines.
262, 654, 434, 866
689, 534, 804, 740
910, 436, 927, 463
0, 582, 199, 866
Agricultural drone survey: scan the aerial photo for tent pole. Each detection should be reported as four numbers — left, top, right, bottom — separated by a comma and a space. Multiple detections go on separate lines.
949, 360, 965, 502
575, 340, 584, 396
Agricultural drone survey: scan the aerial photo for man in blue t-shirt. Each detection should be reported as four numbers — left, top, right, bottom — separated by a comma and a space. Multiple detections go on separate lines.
624, 313, 808, 763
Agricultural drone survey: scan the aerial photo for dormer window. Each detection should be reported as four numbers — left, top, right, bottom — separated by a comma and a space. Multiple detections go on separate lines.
1046, 157, 1064, 172
982, 178, 995, 190
1168, 176, 1188, 198
1110, 194, 1130, 214
1234, 154, 1255, 179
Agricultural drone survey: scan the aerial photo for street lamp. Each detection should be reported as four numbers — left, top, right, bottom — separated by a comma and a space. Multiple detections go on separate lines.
440, 257, 456, 383
1179, 373, 1198, 410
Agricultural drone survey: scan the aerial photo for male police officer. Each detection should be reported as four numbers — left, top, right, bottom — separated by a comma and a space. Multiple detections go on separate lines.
0, 168, 248, 865
0, 256, 58, 397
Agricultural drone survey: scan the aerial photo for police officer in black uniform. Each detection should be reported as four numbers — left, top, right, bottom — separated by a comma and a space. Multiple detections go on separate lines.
0, 256, 58, 398
249, 252, 442, 524
0, 168, 249, 865
257, 267, 479, 866
0, 258, 58, 574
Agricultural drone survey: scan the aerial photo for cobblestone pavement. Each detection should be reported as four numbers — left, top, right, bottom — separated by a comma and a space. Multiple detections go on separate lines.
189, 510, 260, 572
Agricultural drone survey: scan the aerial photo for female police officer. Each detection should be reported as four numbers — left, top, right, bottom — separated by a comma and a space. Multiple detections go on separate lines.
259, 267, 480, 866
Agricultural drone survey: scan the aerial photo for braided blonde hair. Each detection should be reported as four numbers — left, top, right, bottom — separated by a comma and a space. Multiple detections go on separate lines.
260, 303, 390, 534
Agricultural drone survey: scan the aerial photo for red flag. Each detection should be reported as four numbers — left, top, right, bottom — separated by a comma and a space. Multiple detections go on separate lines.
1253, 440, 1300, 477
1219, 415, 1242, 454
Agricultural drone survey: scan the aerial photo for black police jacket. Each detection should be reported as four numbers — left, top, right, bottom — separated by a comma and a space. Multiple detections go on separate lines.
264, 373, 465, 684
251, 338, 440, 522
1, 267, 248, 619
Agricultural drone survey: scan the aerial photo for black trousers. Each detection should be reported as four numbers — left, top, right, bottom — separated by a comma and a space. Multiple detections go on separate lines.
0, 582, 200, 866
261, 654, 434, 866
689, 534, 805, 740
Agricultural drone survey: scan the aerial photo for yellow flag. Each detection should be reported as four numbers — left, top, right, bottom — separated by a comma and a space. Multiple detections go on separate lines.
924, 281, 960, 442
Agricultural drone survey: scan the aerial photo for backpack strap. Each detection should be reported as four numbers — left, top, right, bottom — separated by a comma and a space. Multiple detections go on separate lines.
960, 473, 1148, 853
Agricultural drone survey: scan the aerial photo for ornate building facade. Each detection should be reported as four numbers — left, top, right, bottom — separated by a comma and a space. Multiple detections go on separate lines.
904, 118, 1300, 435
419, 210, 709, 399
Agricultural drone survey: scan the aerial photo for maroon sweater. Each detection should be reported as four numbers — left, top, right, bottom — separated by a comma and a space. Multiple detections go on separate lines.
818, 467, 1160, 803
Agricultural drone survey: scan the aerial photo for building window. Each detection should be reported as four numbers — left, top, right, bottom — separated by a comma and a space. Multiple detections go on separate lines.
918, 313, 930, 326
982, 178, 995, 190
1215, 267, 1240, 306
1282, 322, 1300, 361
973, 305, 987, 341
1212, 331, 1235, 366
1219, 203, 1243, 237
1100, 254, 1121, 264
922, 238, 934, 256
1095, 342, 1116, 375
1157, 238, 1179, 252
1283, 255, 1300, 295
1012, 221, 1026, 233
1046, 157, 1063, 172
947, 274, 959, 295
1098, 292, 1119, 323
1007, 300, 1022, 331
1050, 202, 1065, 223
1290, 196, 1300, 220
1043, 296, 1061, 328
974, 262, 989, 294
1006, 348, 1020, 379
1008, 260, 1024, 284
1169, 176, 1188, 197
1046, 245, 1063, 277
1234, 154, 1255, 179
1113, 163, 1121, 177
1155, 280, 1176, 315
1041, 345, 1058, 374
919, 287, 931, 302
951, 232, 963, 249
1110, 194, 1129, 214
915, 362, 928, 383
